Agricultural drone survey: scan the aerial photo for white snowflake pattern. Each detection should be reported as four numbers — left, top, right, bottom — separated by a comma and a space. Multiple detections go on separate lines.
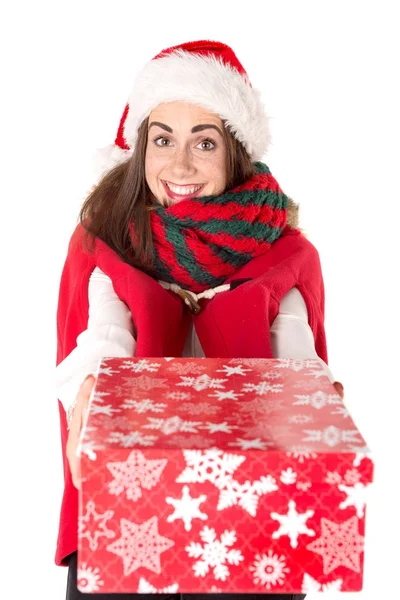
302, 425, 362, 447
338, 482, 371, 518
238, 397, 284, 415
167, 391, 192, 401
78, 500, 115, 551
249, 550, 290, 590
107, 431, 158, 447
164, 434, 215, 449
217, 475, 278, 516
296, 481, 312, 491
106, 450, 167, 501
330, 405, 351, 418
121, 398, 167, 413
98, 364, 120, 376
271, 499, 315, 548
306, 515, 364, 574
107, 516, 174, 576
121, 375, 168, 391
186, 526, 243, 581
261, 370, 283, 380
228, 437, 274, 450
276, 358, 323, 372
169, 361, 207, 375
94, 415, 136, 431
120, 359, 161, 373
180, 401, 220, 415
242, 381, 283, 395
78, 439, 106, 461
165, 485, 208, 531
91, 404, 121, 416
208, 390, 244, 401
293, 378, 332, 390
77, 563, 104, 593
137, 578, 179, 594
301, 572, 343, 593
177, 374, 227, 391
293, 391, 341, 409
143, 416, 202, 435
201, 421, 238, 434
92, 390, 111, 402
352, 448, 371, 466
286, 449, 318, 462
288, 414, 314, 425
280, 468, 297, 485
176, 449, 245, 489
216, 365, 252, 376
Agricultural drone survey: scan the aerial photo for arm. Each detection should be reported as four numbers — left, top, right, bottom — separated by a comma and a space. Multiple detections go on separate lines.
55, 267, 136, 413
270, 287, 335, 382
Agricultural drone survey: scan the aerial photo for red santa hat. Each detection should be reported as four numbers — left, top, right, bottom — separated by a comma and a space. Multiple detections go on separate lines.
97, 40, 271, 174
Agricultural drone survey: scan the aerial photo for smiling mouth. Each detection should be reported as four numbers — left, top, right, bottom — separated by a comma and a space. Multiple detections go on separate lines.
162, 180, 205, 198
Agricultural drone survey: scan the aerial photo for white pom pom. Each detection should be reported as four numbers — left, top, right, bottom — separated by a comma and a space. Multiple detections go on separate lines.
93, 144, 132, 180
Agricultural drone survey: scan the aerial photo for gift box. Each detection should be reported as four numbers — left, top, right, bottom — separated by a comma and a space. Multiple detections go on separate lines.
77, 357, 374, 594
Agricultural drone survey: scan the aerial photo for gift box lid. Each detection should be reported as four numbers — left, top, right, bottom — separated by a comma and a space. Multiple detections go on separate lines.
79, 357, 374, 484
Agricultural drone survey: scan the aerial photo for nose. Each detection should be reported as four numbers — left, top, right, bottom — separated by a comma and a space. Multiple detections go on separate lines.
170, 146, 196, 179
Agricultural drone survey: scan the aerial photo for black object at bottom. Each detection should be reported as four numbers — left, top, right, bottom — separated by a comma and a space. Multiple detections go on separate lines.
66, 552, 306, 600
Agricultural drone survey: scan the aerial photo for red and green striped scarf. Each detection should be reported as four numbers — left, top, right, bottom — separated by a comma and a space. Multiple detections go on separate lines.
142, 162, 288, 293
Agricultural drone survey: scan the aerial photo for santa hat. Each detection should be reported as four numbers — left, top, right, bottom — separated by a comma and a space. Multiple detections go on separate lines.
97, 40, 271, 174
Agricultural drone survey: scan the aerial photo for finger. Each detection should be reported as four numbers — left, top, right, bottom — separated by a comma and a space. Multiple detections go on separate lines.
333, 381, 344, 398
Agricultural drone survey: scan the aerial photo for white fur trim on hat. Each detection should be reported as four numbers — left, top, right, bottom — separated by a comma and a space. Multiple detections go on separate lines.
123, 49, 271, 161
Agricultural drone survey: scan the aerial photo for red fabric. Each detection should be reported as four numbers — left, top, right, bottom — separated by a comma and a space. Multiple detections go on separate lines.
54, 224, 327, 566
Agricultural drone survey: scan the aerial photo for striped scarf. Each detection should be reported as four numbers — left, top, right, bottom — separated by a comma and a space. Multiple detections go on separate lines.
138, 162, 288, 293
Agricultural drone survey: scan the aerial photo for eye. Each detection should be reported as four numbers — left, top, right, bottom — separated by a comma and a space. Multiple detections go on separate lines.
154, 136, 172, 147
196, 138, 216, 151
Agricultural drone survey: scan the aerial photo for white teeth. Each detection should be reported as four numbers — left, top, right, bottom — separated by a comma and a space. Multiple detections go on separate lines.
165, 182, 203, 195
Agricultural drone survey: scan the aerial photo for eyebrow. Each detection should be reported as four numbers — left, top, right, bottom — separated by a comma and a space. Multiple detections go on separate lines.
148, 121, 223, 136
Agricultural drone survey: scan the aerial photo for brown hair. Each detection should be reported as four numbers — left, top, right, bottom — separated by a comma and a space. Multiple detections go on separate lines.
80, 117, 255, 274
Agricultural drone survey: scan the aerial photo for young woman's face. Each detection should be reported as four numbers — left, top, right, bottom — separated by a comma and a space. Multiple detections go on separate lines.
145, 102, 227, 206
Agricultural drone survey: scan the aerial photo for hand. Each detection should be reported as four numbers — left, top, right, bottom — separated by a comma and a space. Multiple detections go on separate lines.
66, 375, 96, 490
333, 381, 344, 398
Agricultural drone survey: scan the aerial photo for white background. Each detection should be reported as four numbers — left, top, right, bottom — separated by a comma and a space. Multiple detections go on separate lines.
1, 1, 399, 598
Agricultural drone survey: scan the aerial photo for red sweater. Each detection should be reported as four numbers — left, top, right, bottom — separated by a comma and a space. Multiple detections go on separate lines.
55, 223, 328, 566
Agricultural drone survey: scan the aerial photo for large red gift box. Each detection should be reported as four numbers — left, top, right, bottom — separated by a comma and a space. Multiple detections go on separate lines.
77, 357, 374, 594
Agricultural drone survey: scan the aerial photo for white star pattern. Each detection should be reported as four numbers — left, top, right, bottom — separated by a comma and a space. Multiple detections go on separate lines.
107, 431, 158, 447
143, 416, 202, 435
338, 482, 371, 518
228, 437, 273, 450
201, 421, 237, 434
216, 365, 252, 376
186, 526, 243, 581
120, 398, 167, 413
90, 404, 121, 416
165, 485, 208, 531
271, 500, 315, 548
120, 359, 161, 372
306, 516, 364, 574
208, 390, 244, 401
78, 501, 115, 551
106, 516, 174, 576
106, 450, 167, 501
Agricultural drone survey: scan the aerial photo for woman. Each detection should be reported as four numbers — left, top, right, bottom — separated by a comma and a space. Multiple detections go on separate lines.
56, 40, 343, 600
